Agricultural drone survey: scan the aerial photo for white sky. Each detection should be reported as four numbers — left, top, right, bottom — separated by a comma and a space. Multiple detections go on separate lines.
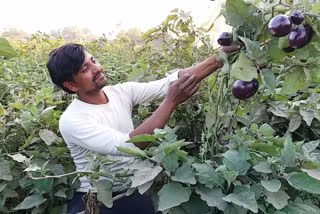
0, 0, 219, 37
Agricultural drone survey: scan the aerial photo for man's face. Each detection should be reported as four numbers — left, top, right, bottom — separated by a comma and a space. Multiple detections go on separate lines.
71, 52, 107, 94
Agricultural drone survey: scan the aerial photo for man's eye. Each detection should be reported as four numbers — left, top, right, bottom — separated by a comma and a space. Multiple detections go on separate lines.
82, 67, 88, 72
92, 59, 96, 63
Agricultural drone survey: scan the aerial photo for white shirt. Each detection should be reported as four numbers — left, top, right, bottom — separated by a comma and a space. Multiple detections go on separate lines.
59, 70, 179, 192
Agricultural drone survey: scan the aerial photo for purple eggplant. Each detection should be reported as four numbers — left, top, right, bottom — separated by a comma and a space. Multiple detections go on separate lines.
290, 11, 304, 25
217, 32, 232, 46
289, 26, 308, 49
268, 15, 291, 37
232, 78, 259, 100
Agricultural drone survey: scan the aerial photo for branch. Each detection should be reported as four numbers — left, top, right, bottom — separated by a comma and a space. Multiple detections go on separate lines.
304, 12, 320, 18
27, 171, 93, 180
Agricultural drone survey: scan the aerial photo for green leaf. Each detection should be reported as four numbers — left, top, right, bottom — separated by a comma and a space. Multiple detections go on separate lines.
265, 39, 286, 63
92, 180, 113, 208
0, 183, 7, 193
258, 123, 274, 137
31, 173, 53, 194
281, 69, 310, 95
117, 146, 147, 158
287, 172, 320, 194
181, 194, 210, 214
0, 38, 18, 58
195, 186, 227, 211
222, 150, 251, 175
7, 154, 28, 163
9, 102, 26, 110
162, 152, 179, 172
230, 52, 258, 81
261, 69, 276, 93
280, 136, 296, 167
299, 108, 315, 126
192, 163, 224, 188
171, 163, 196, 185
222, 186, 258, 213
39, 129, 58, 146
302, 140, 319, 155
312, 2, 320, 14
253, 161, 272, 173
288, 203, 319, 214
238, 36, 266, 64
301, 169, 320, 181
265, 190, 290, 210
289, 114, 302, 132
0, 159, 12, 181
126, 134, 157, 143
131, 166, 162, 188
13, 194, 46, 210
158, 182, 191, 211
225, 0, 250, 26
0, 103, 4, 117
155, 140, 192, 154
261, 179, 281, 192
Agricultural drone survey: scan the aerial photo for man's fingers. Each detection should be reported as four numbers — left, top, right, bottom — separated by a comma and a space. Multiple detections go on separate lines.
175, 74, 197, 89
220, 45, 241, 53
189, 83, 200, 96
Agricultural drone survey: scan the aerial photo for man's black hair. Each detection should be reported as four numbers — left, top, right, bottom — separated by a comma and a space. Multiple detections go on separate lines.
47, 43, 86, 94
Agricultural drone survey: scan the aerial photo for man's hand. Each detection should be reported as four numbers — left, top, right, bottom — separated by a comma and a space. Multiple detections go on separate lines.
165, 74, 200, 108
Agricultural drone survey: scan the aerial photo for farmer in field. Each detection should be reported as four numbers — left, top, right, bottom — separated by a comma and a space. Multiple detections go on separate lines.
47, 43, 238, 214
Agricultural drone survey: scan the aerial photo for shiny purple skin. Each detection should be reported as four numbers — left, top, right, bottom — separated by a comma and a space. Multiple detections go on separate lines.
290, 11, 304, 25
217, 32, 232, 46
268, 15, 291, 37
232, 78, 259, 100
289, 26, 308, 48
305, 24, 314, 44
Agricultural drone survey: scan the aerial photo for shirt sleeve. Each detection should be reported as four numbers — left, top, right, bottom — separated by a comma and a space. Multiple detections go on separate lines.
60, 114, 136, 156
117, 69, 179, 106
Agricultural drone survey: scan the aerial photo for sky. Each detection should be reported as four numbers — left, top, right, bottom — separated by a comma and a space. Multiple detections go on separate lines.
0, 0, 220, 37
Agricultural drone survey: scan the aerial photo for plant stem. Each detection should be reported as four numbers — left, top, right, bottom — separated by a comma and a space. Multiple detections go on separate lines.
27, 171, 93, 180
304, 12, 320, 18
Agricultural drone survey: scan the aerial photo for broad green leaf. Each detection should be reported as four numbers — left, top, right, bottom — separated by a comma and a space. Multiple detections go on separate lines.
265, 190, 290, 210
261, 179, 281, 192
225, 0, 250, 26
39, 129, 58, 146
155, 140, 192, 154
301, 169, 320, 181
281, 69, 310, 95
7, 154, 28, 163
265, 38, 286, 63
230, 52, 258, 81
92, 180, 113, 208
302, 140, 319, 155
13, 194, 46, 210
222, 186, 258, 213
0, 103, 4, 117
162, 152, 179, 172
280, 136, 296, 167
238, 36, 266, 64
137, 180, 153, 195
288, 203, 319, 214
31, 174, 53, 194
312, 2, 320, 14
261, 69, 276, 93
0, 159, 13, 181
253, 161, 272, 173
289, 114, 302, 132
287, 172, 320, 194
171, 164, 196, 185
217, 52, 230, 74
0, 183, 7, 193
258, 123, 274, 137
131, 166, 162, 188
126, 134, 157, 143
195, 186, 227, 211
0, 38, 18, 58
117, 146, 147, 158
299, 108, 315, 126
192, 163, 224, 188
9, 102, 26, 110
181, 194, 210, 214
158, 182, 191, 211
222, 150, 251, 175
269, 102, 290, 118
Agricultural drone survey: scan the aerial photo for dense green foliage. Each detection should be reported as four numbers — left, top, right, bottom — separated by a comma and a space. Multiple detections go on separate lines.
1, 1, 320, 213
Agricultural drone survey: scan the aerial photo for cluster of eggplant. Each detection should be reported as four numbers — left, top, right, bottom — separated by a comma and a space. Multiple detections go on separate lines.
269, 11, 314, 52
217, 33, 259, 100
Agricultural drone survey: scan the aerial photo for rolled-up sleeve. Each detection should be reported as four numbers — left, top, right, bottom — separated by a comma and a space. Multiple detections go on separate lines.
118, 69, 179, 106
60, 114, 136, 156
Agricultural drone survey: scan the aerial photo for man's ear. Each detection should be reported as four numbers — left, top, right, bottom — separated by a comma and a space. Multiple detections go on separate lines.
63, 81, 78, 93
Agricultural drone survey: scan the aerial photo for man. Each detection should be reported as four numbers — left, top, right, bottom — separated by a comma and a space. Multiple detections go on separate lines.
47, 43, 238, 213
